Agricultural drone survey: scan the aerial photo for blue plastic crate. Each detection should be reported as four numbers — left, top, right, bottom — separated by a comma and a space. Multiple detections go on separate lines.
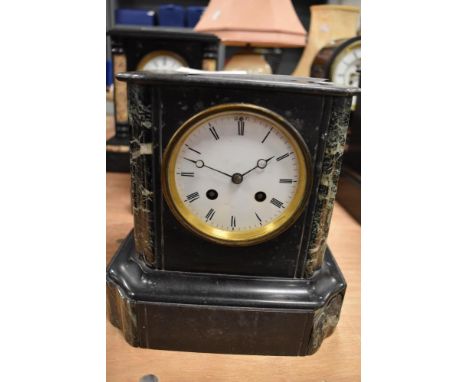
186, 6, 205, 28
115, 8, 156, 26
158, 4, 185, 27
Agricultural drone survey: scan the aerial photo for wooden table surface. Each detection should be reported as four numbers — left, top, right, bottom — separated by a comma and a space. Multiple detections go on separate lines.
106, 117, 361, 382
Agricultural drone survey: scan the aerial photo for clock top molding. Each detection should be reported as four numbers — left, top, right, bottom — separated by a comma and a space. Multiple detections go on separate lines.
116, 71, 359, 96
107, 26, 220, 43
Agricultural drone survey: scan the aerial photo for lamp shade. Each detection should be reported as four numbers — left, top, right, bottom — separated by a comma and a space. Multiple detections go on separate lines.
194, 0, 306, 47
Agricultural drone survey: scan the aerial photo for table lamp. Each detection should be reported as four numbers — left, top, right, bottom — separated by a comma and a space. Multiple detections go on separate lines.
194, 0, 306, 74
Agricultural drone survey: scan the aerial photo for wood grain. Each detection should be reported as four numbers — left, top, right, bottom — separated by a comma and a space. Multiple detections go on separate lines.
106, 118, 361, 382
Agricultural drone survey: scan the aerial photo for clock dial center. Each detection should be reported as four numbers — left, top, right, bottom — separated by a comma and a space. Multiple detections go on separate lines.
231, 173, 243, 184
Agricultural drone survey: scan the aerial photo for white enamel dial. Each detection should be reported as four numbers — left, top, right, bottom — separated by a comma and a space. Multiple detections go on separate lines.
137, 51, 188, 71
163, 105, 310, 246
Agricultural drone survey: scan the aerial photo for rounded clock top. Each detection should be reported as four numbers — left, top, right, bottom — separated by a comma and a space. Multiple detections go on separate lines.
116, 71, 360, 96
162, 104, 312, 246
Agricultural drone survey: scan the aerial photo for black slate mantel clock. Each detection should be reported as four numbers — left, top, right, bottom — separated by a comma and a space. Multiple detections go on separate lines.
106, 26, 220, 173
106, 71, 359, 356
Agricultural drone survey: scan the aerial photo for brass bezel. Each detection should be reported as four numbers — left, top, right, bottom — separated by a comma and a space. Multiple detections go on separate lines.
162, 104, 312, 246
136, 50, 188, 70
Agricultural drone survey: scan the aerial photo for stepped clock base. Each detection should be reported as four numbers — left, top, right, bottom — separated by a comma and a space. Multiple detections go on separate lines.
106, 135, 130, 173
106, 231, 346, 356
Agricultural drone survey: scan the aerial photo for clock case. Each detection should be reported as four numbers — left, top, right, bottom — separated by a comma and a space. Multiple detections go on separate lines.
106, 26, 220, 173
310, 36, 361, 82
311, 36, 361, 222
107, 72, 358, 355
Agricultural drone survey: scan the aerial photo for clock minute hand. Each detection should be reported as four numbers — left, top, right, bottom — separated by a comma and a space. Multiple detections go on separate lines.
184, 157, 232, 178
204, 164, 232, 178
241, 156, 275, 177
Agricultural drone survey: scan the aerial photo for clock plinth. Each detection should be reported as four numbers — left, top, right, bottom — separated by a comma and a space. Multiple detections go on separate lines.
107, 231, 346, 356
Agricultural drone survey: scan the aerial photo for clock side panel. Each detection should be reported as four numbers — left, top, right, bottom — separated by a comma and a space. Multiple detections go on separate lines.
154, 85, 329, 277
304, 96, 353, 275
127, 82, 158, 266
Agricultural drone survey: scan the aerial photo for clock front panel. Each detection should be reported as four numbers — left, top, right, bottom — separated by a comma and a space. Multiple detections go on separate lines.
154, 86, 329, 277
163, 106, 310, 246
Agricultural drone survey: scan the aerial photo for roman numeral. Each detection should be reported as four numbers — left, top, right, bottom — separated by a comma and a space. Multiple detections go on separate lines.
276, 152, 292, 161
230, 215, 236, 229
279, 178, 297, 183
270, 198, 284, 208
261, 127, 272, 143
255, 212, 262, 225
185, 144, 201, 155
185, 192, 200, 203
237, 117, 245, 136
179, 172, 194, 177
208, 124, 219, 140
205, 208, 216, 222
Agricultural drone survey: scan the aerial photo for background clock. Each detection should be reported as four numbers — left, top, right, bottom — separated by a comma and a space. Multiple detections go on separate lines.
107, 71, 358, 356
311, 36, 361, 222
136, 50, 188, 71
310, 36, 361, 88
106, 26, 221, 173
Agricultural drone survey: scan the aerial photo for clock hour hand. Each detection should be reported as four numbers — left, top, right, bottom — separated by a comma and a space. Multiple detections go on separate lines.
184, 157, 232, 178
241, 156, 275, 177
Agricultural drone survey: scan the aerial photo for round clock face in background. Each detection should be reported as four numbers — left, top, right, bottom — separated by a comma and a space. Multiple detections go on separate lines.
137, 50, 188, 71
163, 104, 311, 246
330, 40, 361, 88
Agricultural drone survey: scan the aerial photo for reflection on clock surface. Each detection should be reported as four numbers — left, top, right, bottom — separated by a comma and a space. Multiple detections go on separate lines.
164, 106, 310, 245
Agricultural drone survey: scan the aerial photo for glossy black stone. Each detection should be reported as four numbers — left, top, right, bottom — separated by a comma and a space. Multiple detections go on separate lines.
107, 231, 346, 356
